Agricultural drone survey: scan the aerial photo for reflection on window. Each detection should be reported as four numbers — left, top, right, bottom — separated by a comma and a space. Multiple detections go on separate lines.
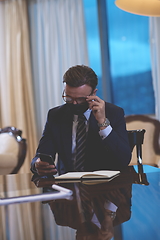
83, 0, 102, 98
106, 0, 155, 115
83, 0, 155, 115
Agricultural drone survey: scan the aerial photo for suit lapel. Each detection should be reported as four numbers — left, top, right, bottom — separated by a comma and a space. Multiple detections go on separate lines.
60, 108, 73, 165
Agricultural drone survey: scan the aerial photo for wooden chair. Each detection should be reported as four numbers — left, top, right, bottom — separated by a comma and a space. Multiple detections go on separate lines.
0, 126, 27, 174
126, 115, 160, 167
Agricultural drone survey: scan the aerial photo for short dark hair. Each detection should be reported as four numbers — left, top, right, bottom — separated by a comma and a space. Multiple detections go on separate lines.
63, 65, 98, 90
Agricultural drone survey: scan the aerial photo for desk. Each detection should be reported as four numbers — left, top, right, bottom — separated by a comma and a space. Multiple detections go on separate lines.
0, 165, 160, 240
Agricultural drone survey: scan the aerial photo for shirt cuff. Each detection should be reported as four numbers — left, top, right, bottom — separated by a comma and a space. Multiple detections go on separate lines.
99, 125, 112, 140
104, 200, 118, 212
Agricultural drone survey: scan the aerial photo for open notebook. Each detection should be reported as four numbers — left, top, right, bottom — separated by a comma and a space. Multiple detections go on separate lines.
55, 170, 120, 183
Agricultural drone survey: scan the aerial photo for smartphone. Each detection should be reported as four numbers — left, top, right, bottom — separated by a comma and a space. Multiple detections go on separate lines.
38, 153, 54, 165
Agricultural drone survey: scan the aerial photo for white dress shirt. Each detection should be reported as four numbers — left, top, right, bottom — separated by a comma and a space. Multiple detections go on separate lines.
72, 109, 112, 156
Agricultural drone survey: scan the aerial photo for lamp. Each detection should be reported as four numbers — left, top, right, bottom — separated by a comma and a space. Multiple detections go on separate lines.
115, 0, 160, 17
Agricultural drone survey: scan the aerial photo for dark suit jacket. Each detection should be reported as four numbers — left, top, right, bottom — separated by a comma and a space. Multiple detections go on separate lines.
31, 102, 131, 174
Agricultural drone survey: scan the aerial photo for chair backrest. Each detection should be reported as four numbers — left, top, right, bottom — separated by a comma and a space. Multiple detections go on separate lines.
126, 115, 160, 167
127, 129, 145, 171
127, 130, 150, 185
0, 126, 27, 174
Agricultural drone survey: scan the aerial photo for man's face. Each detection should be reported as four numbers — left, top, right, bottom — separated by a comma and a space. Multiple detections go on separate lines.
64, 84, 97, 115
65, 84, 96, 104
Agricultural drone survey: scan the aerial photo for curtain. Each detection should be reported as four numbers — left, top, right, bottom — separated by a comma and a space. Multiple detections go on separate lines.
28, 0, 89, 139
0, 0, 38, 173
150, 17, 160, 121
42, 203, 76, 240
0, 1, 41, 239
0, 0, 89, 239
4, 174, 43, 240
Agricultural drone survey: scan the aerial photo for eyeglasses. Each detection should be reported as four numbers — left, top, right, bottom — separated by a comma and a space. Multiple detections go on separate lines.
62, 90, 93, 104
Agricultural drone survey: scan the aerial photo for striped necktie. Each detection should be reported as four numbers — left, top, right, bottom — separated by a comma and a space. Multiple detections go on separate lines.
75, 114, 86, 171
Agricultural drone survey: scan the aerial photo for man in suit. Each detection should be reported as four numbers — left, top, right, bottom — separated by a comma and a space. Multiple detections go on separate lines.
31, 65, 131, 175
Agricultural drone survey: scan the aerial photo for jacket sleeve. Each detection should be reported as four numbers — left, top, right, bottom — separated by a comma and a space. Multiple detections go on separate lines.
30, 109, 57, 173
102, 106, 132, 168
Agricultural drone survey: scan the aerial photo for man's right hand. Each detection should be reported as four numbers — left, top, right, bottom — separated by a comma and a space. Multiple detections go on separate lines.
35, 158, 57, 176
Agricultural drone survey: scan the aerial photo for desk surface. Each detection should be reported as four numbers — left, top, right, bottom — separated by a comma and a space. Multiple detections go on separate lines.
0, 165, 160, 240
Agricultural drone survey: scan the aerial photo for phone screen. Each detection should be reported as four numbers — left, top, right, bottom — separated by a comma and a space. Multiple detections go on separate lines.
38, 153, 54, 165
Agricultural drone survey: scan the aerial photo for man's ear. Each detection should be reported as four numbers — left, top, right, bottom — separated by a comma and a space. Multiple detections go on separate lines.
93, 89, 98, 95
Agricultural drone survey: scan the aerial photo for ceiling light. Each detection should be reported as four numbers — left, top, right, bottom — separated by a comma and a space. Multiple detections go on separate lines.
115, 0, 160, 17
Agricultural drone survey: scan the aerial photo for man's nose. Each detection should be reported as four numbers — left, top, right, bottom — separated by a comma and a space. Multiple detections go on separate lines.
73, 100, 77, 104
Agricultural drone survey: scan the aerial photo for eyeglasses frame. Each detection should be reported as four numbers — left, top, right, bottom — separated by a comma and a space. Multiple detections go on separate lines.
62, 89, 94, 104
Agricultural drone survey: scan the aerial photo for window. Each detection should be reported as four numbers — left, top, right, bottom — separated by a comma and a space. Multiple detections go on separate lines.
83, 0, 155, 115
83, 0, 102, 98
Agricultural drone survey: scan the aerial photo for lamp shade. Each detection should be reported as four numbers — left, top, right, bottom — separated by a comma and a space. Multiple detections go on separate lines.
115, 0, 160, 17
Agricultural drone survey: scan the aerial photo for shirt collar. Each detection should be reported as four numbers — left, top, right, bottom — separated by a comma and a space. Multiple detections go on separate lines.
73, 109, 91, 122
84, 108, 91, 120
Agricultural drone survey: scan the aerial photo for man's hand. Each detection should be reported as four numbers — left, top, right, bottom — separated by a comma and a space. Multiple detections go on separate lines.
35, 158, 57, 176
86, 96, 106, 124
